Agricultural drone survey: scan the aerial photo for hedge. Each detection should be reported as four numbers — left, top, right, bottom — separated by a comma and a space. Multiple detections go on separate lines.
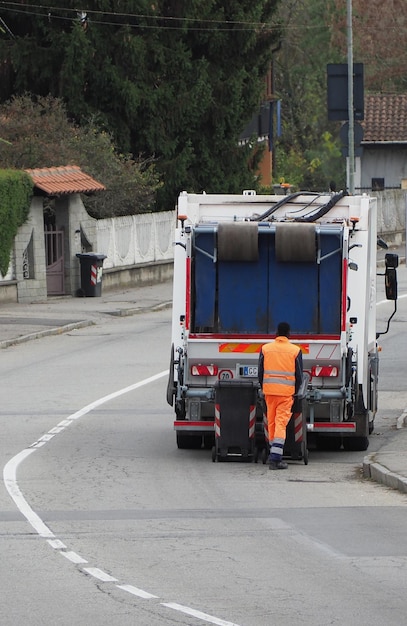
0, 170, 33, 276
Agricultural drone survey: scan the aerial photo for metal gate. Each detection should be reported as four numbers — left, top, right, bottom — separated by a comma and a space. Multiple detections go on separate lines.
45, 227, 65, 295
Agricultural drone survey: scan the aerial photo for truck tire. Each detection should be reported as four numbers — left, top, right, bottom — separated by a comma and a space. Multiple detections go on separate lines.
316, 435, 342, 451
166, 344, 176, 407
343, 436, 369, 451
177, 433, 202, 449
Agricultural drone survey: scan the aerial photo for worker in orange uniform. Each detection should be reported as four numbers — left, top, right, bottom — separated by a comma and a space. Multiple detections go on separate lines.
258, 322, 303, 470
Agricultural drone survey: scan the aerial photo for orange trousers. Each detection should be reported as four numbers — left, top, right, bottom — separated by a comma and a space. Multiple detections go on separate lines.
264, 395, 294, 442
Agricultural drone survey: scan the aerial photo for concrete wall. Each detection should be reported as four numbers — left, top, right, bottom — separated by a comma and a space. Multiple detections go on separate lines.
373, 189, 407, 245
14, 197, 47, 304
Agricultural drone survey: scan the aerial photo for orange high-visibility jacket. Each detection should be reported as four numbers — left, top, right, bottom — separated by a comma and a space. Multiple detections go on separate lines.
259, 336, 302, 397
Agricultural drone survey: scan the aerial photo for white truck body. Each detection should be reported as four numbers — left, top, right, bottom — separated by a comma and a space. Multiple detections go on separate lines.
167, 190, 398, 451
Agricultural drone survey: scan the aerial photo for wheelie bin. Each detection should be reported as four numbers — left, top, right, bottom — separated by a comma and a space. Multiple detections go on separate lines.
212, 380, 258, 462
76, 253, 107, 297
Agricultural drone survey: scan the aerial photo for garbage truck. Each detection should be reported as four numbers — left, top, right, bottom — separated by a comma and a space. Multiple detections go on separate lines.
166, 189, 398, 452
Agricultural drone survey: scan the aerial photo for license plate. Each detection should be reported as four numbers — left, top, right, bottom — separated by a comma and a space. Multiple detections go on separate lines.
239, 365, 258, 378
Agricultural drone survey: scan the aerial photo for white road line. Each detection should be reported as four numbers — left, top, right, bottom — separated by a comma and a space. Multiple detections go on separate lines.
116, 584, 158, 599
47, 539, 67, 550
2, 369, 242, 625
3, 448, 55, 538
162, 603, 241, 626
83, 568, 118, 582
61, 551, 88, 564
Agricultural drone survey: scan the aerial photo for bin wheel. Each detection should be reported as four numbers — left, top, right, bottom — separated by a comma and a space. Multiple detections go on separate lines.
211, 446, 217, 462
261, 447, 268, 465
303, 444, 309, 465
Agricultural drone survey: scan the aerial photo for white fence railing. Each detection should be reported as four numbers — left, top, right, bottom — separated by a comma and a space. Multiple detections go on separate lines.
0, 210, 176, 282
95, 211, 175, 270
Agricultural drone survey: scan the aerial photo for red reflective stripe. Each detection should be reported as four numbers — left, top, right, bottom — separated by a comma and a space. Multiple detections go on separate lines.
185, 257, 191, 330
307, 422, 356, 432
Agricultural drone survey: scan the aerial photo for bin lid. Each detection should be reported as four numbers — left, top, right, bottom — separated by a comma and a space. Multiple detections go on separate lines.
76, 253, 107, 260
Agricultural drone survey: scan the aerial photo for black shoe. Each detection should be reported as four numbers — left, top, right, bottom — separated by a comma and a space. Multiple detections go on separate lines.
269, 460, 288, 470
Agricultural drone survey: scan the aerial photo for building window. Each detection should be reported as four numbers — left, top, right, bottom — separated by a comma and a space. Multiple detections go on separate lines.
372, 178, 384, 191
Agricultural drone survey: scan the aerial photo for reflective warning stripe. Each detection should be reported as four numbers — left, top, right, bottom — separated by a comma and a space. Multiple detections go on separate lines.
294, 413, 303, 442
90, 264, 97, 286
263, 412, 268, 441
214, 404, 221, 437
248, 406, 256, 438
219, 343, 309, 354
219, 343, 262, 353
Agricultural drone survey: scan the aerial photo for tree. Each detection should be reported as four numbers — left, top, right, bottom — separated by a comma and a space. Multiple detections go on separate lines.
0, 1, 281, 210
270, 0, 346, 191
332, 0, 407, 92
0, 94, 161, 217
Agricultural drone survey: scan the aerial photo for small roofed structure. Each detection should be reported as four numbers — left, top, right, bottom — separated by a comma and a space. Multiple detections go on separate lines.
24, 165, 106, 195
12, 165, 106, 302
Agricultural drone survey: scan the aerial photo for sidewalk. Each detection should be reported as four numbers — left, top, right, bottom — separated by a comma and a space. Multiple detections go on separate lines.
0, 280, 173, 349
1, 253, 407, 495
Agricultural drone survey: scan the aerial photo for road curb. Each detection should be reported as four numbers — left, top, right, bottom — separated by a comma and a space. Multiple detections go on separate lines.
108, 301, 172, 316
362, 409, 407, 494
363, 457, 407, 494
0, 320, 94, 349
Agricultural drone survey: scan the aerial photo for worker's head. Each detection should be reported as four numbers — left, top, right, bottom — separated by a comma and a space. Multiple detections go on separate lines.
277, 321, 290, 337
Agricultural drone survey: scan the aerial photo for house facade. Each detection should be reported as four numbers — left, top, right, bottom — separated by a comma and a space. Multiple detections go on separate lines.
357, 94, 407, 192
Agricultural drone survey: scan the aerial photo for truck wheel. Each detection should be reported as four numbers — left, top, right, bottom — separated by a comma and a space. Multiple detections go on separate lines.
261, 448, 268, 464
343, 436, 369, 451
166, 344, 176, 406
316, 435, 342, 451
302, 441, 309, 465
176, 433, 202, 449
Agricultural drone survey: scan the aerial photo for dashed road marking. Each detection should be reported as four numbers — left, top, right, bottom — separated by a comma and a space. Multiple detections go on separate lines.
3, 370, 241, 626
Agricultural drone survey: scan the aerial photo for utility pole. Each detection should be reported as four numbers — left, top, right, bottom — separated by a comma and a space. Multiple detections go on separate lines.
347, 0, 355, 194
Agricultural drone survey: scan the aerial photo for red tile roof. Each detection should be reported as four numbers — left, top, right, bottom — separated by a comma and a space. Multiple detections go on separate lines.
24, 165, 106, 195
362, 94, 407, 144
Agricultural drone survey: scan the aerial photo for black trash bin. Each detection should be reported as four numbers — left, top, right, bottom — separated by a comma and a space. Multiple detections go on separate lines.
212, 380, 258, 462
76, 253, 107, 297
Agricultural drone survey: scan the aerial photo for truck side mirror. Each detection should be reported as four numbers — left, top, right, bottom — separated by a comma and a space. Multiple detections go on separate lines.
385, 253, 398, 301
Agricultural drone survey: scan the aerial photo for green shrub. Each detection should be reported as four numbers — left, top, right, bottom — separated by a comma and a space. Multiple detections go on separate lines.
0, 170, 33, 276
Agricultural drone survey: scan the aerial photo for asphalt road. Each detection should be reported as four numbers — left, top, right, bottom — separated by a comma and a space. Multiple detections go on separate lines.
1, 275, 407, 625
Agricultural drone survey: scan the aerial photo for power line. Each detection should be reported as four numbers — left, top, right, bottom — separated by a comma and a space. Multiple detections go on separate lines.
0, 1, 275, 31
